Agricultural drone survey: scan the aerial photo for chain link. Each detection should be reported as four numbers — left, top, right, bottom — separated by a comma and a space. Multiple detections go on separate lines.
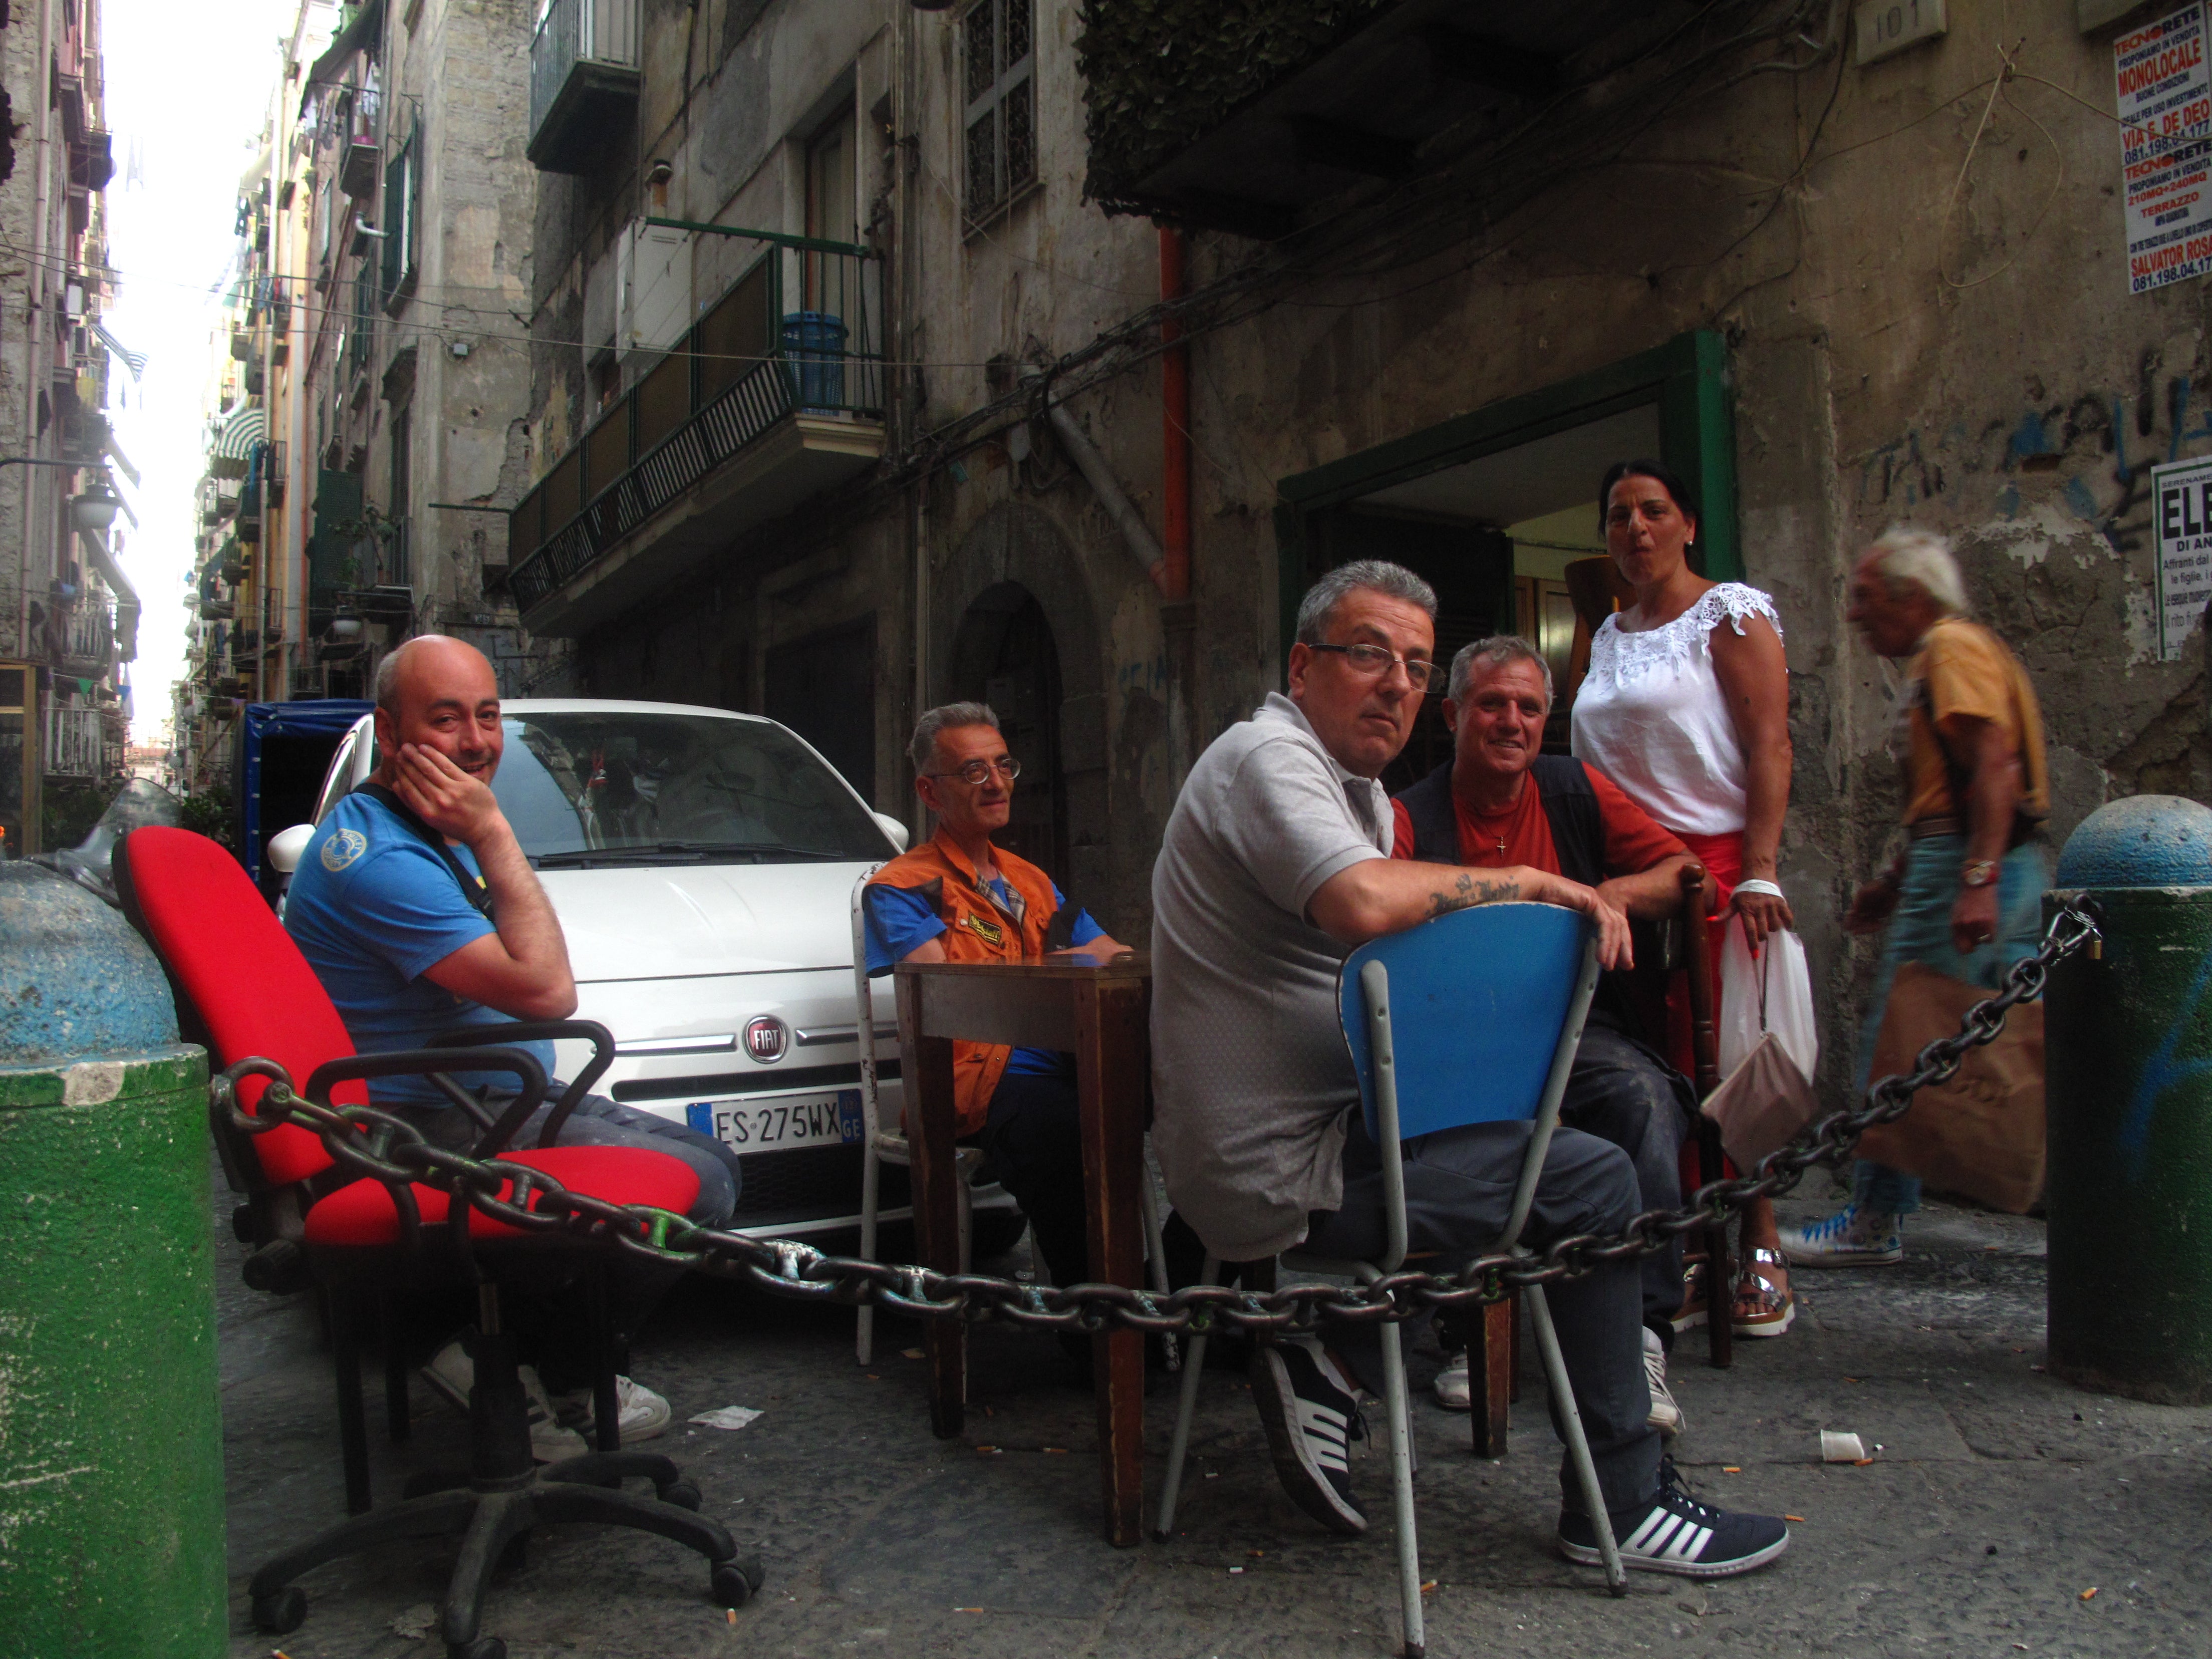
215, 898, 2103, 1338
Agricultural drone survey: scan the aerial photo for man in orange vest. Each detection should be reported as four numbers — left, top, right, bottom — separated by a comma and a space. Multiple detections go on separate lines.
864, 701, 1128, 1293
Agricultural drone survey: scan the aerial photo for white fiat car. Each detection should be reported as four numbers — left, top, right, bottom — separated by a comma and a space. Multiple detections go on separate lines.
273, 699, 1017, 1249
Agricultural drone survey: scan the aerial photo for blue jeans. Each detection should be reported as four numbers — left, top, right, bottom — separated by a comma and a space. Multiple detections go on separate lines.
1850, 834, 2048, 1216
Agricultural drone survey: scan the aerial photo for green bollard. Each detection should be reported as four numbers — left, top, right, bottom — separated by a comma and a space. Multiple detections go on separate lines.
0, 864, 219, 1657
2045, 795, 2212, 1405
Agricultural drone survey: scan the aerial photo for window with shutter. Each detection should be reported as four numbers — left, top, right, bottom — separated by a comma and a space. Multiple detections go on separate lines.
380, 121, 420, 312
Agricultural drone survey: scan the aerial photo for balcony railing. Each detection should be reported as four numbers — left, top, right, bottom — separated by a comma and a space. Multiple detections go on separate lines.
508, 234, 884, 617
43, 706, 103, 778
529, 0, 640, 174
57, 599, 115, 667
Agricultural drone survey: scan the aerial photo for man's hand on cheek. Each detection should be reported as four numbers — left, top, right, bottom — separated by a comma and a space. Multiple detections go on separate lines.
394, 743, 504, 845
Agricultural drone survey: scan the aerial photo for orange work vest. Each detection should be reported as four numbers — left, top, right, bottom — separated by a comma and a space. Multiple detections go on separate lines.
869, 832, 1071, 1135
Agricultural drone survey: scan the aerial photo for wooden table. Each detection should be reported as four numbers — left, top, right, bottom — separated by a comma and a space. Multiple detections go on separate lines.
893, 953, 1152, 1547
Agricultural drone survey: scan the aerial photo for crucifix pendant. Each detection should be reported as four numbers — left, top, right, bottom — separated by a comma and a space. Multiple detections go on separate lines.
1495, 837, 1507, 857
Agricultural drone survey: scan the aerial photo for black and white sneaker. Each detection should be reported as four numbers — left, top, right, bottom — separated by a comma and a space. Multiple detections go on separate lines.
1558, 1458, 1789, 1578
1250, 1336, 1367, 1534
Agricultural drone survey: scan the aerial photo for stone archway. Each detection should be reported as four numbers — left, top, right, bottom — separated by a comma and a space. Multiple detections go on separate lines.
936, 501, 1110, 907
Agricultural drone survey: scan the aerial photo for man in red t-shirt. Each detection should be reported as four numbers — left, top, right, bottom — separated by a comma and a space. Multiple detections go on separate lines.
1391, 636, 1700, 1428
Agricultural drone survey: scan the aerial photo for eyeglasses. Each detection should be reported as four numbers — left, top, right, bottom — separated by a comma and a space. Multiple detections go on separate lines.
929, 756, 1022, 785
1308, 642, 1441, 693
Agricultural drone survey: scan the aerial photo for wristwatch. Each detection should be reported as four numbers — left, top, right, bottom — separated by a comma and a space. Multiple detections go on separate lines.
1960, 859, 1999, 889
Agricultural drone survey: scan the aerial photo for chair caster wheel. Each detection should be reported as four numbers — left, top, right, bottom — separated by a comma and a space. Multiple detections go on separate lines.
447, 1639, 505, 1659
711, 1554, 765, 1608
251, 1586, 306, 1634
660, 1479, 701, 1511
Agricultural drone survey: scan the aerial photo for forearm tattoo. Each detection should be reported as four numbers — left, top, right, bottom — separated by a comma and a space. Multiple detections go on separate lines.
1423, 869, 1520, 919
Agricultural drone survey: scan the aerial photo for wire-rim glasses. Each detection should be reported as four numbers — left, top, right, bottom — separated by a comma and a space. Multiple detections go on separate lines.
929, 756, 1023, 785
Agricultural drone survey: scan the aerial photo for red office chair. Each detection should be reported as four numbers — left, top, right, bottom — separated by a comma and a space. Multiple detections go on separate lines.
114, 826, 762, 1659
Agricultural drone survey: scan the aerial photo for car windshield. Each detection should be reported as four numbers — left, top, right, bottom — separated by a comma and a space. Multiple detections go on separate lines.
493, 712, 893, 866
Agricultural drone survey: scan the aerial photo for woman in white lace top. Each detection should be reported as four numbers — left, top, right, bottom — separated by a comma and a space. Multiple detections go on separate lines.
1569, 459, 1798, 1338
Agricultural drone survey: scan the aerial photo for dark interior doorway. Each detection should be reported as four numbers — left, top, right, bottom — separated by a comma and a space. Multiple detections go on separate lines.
1313, 506, 1512, 796
949, 584, 1068, 891
765, 618, 878, 804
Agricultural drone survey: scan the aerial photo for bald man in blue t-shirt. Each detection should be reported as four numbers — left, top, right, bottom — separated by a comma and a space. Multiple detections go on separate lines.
286, 635, 739, 1453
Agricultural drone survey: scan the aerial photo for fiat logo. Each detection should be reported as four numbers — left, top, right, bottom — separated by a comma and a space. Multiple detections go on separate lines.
744, 1016, 789, 1063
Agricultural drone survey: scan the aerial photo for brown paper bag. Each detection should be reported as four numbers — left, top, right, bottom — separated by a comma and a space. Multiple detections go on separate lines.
1854, 960, 2045, 1214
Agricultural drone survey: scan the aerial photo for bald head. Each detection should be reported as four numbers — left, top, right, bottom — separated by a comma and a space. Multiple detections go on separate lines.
371, 635, 505, 786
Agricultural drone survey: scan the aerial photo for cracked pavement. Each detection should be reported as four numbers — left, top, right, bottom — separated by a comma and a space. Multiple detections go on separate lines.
215, 1168, 2212, 1658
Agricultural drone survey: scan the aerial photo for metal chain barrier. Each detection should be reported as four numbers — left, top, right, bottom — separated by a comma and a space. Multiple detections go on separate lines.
215, 897, 2104, 1339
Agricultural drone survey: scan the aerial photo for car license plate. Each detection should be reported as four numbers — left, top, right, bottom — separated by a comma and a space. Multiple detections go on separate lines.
685, 1088, 862, 1151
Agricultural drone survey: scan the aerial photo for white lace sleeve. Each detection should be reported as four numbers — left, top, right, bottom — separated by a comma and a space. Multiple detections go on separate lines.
1704, 583, 1783, 642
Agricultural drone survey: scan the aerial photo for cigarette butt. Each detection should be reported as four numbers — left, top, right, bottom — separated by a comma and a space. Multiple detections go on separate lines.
2080, 1587, 2099, 1601
902, 1347, 925, 1360
1785, 1515, 1806, 1522
866, 1373, 880, 1380
1249, 1550, 1265, 1558
955, 1606, 983, 1612
976, 1444, 997, 1453
1843, 1376, 1862, 1384
1722, 1465, 1742, 1473
1419, 1580, 1438, 1594
726, 1608, 737, 1625
1852, 1457, 1875, 1466
1044, 1447, 1068, 1454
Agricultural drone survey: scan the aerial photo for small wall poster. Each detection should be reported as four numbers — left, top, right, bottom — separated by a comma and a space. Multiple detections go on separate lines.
2118, 3, 2212, 295
2152, 455, 2212, 659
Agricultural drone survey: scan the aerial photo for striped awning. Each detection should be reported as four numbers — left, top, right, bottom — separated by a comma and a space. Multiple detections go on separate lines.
209, 402, 266, 477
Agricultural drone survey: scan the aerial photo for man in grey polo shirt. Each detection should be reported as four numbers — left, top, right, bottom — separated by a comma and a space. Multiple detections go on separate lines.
1151, 560, 1786, 1579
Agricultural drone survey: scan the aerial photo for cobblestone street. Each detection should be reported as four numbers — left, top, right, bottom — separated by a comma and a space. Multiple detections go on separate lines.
217, 1177, 2212, 1659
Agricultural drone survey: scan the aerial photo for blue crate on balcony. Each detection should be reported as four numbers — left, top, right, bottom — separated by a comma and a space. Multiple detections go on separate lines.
780, 312, 848, 412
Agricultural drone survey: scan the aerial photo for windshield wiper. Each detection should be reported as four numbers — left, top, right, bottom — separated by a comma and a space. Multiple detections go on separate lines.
532, 841, 851, 869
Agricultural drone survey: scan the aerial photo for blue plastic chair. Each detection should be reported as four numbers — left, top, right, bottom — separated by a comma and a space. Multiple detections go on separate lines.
1156, 904, 1626, 1656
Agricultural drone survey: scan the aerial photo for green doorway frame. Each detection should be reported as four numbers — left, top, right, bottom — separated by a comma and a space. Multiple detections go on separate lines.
1271, 329, 1739, 668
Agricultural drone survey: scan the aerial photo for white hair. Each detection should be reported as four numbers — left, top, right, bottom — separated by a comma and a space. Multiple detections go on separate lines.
1294, 560, 1438, 644
1868, 525, 1967, 616
1448, 634, 1553, 707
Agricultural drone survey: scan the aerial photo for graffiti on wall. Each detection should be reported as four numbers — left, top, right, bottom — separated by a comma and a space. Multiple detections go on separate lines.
1855, 346, 2212, 662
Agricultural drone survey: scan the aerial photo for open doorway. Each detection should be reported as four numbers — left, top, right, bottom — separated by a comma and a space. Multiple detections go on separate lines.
948, 583, 1068, 890
1275, 332, 1739, 793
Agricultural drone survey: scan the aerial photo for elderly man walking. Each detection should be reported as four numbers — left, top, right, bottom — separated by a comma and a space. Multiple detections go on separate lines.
1151, 560, 1788, 1578
1782, 527, 2050, 1266
1389, 634, 1705, 1409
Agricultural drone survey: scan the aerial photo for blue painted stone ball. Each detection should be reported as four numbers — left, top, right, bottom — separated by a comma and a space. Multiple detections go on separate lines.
0, 863, 179, 1066
2056, 795, 2212, 888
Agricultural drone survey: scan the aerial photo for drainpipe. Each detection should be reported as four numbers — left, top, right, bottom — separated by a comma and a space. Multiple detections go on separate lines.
1026, 367, 1164, 582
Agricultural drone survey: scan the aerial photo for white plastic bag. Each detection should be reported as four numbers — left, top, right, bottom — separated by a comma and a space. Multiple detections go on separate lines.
1717, 920, 1818, 1083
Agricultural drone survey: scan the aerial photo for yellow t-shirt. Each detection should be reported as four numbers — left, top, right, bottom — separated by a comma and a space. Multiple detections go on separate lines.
1902, 617, 2049, 828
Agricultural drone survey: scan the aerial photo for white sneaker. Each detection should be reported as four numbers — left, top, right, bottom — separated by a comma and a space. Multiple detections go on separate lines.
1778, 1202, 1903, 1267
1433, 1351, 1472, 1411
416, 1337, 588, 1460
1643, 1326, 1683, 1439
521, 1366, 588, 1460
552, 1375, 672, 1443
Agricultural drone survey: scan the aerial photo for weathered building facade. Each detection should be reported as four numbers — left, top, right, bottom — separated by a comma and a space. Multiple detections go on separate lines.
181, 0, 551, 781
501, 0, 2209, 1098
2, 0, 130, 852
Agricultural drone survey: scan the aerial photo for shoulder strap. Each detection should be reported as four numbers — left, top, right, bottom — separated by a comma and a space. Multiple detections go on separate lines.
1394, 762, 1459, 862
1529, 756, 1606, 888
357, 782, 494, 918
